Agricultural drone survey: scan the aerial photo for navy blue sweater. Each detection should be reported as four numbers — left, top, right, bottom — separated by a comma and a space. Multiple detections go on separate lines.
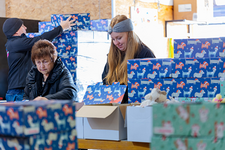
5, 26, 63, 90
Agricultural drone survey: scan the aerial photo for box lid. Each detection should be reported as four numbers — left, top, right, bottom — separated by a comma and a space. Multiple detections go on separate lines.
76, 105, 118, 118
82, 82, 127, 105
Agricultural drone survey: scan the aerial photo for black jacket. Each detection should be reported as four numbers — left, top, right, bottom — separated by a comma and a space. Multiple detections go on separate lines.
5, 26, 63, 90
23, 57, 77, 100
102, 44, 156, 103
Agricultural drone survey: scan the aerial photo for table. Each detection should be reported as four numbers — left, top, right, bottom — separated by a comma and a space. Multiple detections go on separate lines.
78, 139, 150, 150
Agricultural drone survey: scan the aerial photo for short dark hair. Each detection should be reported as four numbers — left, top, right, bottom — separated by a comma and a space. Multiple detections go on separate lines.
31, 40, 57, 64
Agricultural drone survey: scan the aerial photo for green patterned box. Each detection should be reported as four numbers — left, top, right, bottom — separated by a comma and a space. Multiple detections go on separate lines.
153, 103, 225, 138
151, 136, 223, 150
220, 78, 225, 98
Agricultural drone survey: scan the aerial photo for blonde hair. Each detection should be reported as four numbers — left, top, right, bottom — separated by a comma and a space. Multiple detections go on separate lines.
105, 15, 141, 85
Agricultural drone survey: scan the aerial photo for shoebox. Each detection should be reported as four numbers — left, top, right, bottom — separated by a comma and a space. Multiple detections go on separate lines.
53, 31, 78, 45
127, 57, 225, 80
0, 129, 77, 150
173, 38, 224, 58
0, 100, 75, 137
127, 58, 172, 79
220, 78, 225, 98
76, 103, 133, 141
89, 19, 110, 31
26, 32, 41, 38
38, 21, 54, 34
153, 102, 225, 138
126, 105, 153, 143
127, 77, 220, 103
51, 13, 90, 31
82, 82, 127, 105
151, 136, 222, 150
175, 97, 213, 103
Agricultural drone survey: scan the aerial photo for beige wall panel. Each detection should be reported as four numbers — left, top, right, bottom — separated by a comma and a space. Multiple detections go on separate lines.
100, 0, 112, 19
5, 0, 112, 21
115, 0, 134, 17
115, 0, 173, 22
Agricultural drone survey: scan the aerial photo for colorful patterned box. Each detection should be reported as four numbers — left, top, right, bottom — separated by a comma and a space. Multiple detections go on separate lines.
128, 78, 220, 103
127, 57, 225, 79
220, 78, 225, 98
173, 37, 224, 58
0, 129, 77, 150
0, 100, 75, 137
127, 58, 172, 79
26, 33, 41, 38
82, 82, 127, 105
151, 136, 223, 150
90, 19, 110, 31
51, 13, 90, 31
38, 21, 54, 34
153, 102, 225, 138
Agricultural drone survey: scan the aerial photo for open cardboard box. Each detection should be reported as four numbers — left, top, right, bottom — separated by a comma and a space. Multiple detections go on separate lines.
76, 103, 135, 141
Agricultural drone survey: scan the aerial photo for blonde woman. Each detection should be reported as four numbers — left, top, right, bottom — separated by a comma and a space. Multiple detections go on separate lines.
102, 15, 155, 85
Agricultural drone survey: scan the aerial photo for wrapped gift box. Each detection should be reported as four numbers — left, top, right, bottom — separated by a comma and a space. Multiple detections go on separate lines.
0, 100, 75, 137
151, 136, 222, 150
90, 19, 110, 31
51, 13, 90, 31
128, 78, 220, 103
0, 129, 77, 150
82, 82, 127, 105
153, 102, 225, 138
173, 37, 224, 58
38, 21, 54, 34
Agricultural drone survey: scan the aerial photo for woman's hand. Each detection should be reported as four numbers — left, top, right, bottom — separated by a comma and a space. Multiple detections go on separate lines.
60, 16, 76, 31
33, 96, 48, 101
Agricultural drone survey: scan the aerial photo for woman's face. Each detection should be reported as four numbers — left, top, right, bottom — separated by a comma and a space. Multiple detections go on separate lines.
35, 56, 54, 76
111, 32, 128, 51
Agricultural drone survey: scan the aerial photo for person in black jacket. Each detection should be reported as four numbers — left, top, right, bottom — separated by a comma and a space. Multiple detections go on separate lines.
23, 39, 76, 101
102, 15, 156, 103
2, 16, 75, 101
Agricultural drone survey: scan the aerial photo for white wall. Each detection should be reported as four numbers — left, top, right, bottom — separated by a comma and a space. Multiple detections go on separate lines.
0, 0, 5, 17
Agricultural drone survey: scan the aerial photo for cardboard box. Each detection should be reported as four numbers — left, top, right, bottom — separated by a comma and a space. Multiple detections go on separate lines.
0, 100, 76, 137
127, 106, 153, 143
174, 0, 213, 21
76, 103, 130, 141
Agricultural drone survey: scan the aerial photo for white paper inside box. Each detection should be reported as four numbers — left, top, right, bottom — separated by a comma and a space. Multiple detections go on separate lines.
76, 103, 130, 141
